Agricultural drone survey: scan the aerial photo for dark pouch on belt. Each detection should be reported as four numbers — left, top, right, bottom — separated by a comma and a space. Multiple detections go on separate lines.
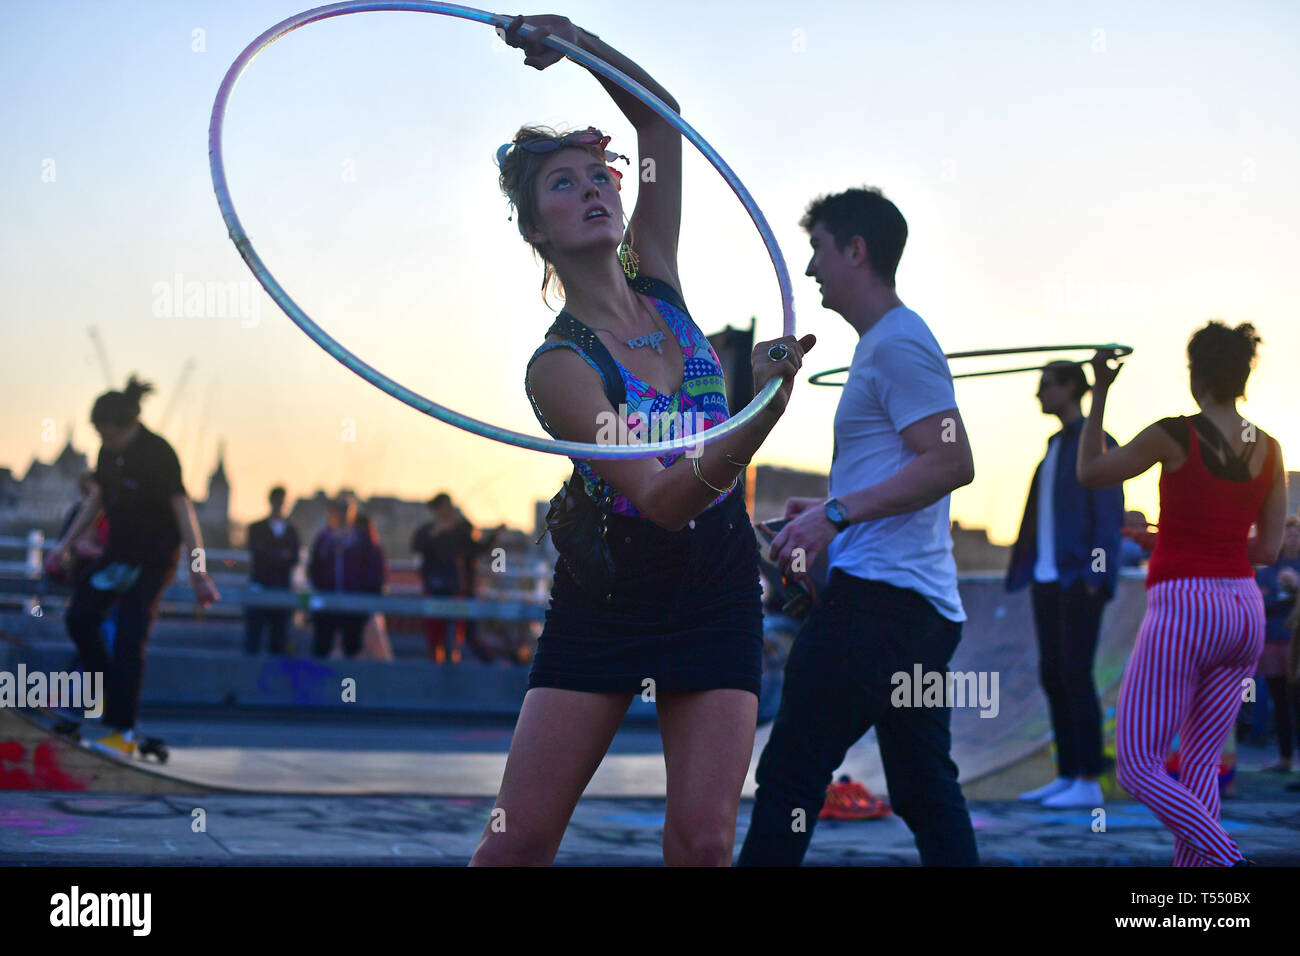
528, 308, 630, 604
542, 471, 616, 602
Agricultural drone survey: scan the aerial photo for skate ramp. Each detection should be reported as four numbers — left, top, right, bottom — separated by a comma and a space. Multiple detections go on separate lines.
0, 706, 221, 794
0, 576, 1147, 798
825, 574, 1146, 798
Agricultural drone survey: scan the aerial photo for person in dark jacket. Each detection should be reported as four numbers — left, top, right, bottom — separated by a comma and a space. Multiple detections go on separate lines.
411, 493, 501, 663
354, 512, 392, 659
244, 486, 301, 655
354, 512, 388, 597
1006, 360, 1124, 808
307, 495, 379, 659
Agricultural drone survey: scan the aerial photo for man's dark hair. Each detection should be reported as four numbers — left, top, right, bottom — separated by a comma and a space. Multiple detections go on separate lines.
1043, 360, 1090, 402
800, 186, 908, 286
268, 486, 286, 503
428, 492, 452, 510
1187, 320, 1261, 402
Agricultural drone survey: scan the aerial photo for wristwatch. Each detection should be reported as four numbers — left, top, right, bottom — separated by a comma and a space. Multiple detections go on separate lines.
824, 498, 851, 532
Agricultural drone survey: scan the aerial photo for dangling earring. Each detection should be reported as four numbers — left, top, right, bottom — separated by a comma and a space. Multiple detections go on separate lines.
619, 239, 639, 280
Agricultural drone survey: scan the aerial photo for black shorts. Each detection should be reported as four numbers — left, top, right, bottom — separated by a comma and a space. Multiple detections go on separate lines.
528, 488, 764, 697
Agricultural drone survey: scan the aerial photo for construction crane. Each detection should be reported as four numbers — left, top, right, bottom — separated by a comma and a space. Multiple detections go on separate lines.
158, 358, 198, 431
188, 377, 221, 476
86, 326, 115, 389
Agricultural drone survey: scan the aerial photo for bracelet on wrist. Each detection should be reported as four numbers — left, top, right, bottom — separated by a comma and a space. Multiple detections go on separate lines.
691, 455, 737, 497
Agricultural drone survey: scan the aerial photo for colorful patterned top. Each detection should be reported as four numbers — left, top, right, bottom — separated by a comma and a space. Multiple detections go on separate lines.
526, 273, 734, 517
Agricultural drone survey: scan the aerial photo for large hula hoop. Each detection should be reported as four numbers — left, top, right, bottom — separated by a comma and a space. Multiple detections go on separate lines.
209, 1, 794, 459
807, 343, 1134, 387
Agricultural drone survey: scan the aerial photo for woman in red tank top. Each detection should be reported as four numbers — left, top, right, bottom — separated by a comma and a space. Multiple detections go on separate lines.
1076, 321, 1288, 866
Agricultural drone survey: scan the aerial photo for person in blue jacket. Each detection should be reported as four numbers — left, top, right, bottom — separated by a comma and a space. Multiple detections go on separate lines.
1006, 360, 1124, 808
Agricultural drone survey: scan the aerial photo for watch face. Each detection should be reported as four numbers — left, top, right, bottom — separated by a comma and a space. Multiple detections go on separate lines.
826, 499, 849, 528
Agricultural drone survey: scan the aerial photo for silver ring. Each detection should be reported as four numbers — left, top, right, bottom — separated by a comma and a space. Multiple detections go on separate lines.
768, 343, 789, 362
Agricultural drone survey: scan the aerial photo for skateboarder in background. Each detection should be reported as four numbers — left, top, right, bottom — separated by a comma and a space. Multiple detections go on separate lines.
45, 375, 220, 756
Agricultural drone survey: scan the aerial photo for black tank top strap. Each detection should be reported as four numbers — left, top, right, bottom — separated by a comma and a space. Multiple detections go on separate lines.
546, 312, 628, 410
627, 273, 689, 316
1160, 412, 1265, 482
525, 313, 629, 501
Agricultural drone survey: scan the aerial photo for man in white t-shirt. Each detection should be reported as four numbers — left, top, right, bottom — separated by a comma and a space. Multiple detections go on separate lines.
739, 187, 979, 866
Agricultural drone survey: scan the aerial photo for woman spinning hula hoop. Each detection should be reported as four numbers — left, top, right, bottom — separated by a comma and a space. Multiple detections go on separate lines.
470, 15, 815, 867
1078, 324, 1288, 866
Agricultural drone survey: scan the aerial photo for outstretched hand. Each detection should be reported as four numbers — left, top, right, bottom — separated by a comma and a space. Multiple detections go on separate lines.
500, 14, 578, 70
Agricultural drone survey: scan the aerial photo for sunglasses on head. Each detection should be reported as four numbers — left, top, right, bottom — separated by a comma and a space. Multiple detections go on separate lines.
495, 127, 630, 178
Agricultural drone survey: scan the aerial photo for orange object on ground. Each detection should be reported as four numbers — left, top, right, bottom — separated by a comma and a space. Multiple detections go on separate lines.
820, 775, 892, 820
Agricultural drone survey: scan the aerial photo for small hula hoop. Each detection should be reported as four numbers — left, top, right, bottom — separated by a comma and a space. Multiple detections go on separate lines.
209, 1, 794, 459
807, 343, 1134, 387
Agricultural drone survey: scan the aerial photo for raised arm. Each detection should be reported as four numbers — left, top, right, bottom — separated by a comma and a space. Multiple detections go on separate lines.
1077, 350, 1181, 488
502, 15, 683, 287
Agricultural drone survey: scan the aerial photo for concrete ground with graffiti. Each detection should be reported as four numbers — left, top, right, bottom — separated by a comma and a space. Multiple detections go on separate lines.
0, 576, 1154, 799
2, 770, 1297, 866
4, 572, 1299, 866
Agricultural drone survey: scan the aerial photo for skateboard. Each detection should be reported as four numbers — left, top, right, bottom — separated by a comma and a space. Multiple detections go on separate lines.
30, 707, 170, 764
137, 737, 169, 763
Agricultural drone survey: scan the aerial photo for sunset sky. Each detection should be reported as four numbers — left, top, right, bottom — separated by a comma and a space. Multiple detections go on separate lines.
3, 0, 1297, 544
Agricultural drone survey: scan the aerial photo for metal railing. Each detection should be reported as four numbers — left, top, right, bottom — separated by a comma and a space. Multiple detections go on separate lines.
0, 530, 1148, 625
0, 531, 552, 623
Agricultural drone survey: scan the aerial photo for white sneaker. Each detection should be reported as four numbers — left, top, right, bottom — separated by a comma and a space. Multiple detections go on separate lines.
1018, 777, 1072, 802
1041, 778, 1104, 808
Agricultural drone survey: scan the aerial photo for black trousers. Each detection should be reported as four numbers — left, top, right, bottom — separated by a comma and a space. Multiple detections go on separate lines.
1265, 676, 1300, 761
65, 560, 176, 731
1030, 579, 1106, 778
739, 571, 980, 866
311, 613, 366, 659
244, 607, 292, 655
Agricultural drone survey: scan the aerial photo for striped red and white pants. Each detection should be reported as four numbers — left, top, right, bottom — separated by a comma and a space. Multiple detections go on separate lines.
1116, 576, 1264, 866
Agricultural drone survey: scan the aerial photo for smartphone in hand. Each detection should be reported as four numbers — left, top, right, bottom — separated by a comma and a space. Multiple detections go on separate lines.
755, 518, 825, 618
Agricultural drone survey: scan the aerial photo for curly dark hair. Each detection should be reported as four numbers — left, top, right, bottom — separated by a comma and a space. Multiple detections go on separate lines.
1187, 320, 1261, 402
